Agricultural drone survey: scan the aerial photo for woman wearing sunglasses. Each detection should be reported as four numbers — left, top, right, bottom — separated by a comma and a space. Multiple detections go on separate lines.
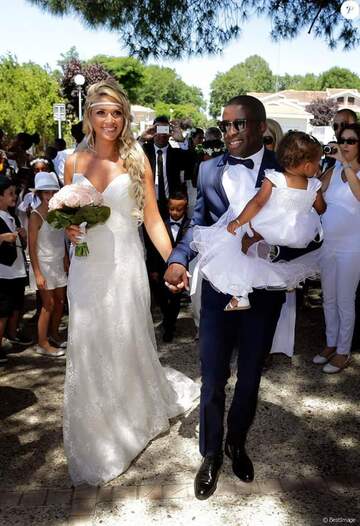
263, 118, 284, 152
313, 123, 360, 373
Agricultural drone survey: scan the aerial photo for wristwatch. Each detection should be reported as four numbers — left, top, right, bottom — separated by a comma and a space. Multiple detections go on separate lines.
343, 162, 352, 170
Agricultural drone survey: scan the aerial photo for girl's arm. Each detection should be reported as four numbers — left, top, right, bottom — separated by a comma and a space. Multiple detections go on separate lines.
143, 157, 172, 262
28, 212, 47, 289
313, 190, 327, 214
227, 178, 273, 235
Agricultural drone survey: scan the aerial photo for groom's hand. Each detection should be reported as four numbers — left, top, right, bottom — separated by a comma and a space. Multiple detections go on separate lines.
164, 263, 189, 293
241, 229, 263, 254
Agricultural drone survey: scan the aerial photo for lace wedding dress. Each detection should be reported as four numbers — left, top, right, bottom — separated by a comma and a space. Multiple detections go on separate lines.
63, 173, 199, 486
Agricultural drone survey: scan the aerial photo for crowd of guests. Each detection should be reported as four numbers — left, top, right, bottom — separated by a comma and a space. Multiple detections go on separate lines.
0, 107, 359, 374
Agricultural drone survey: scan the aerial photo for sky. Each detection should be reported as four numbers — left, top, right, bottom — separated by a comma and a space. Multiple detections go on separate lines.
1, 0, 360, 103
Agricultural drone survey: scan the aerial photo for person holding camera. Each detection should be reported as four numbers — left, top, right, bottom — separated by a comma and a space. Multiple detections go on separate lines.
321, 109, 358, 174
313, 123, 360, 373
140, 116, 192, 218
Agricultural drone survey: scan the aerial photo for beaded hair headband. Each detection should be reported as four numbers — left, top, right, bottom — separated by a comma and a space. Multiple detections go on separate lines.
89, 102, 122, 108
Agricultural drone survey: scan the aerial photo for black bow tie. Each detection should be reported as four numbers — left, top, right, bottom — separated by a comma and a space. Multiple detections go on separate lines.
170, 221, 182, 226
227, 156, 254, 170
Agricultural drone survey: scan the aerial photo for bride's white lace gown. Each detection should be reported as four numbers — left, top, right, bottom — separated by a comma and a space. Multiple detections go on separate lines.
63, 173, 199, 486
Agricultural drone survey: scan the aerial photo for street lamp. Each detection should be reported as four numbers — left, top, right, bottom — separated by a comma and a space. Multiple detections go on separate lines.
74, 74, 85, 120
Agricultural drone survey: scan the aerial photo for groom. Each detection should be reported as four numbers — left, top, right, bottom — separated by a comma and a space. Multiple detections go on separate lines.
165, 95, 318, 499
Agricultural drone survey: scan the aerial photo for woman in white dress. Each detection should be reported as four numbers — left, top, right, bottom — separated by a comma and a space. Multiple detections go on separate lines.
63, 80, 199, 486
313, 123, 360, 373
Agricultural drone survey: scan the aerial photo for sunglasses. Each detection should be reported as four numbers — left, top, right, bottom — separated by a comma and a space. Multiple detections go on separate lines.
333, 122, 347, 132
217, 119, 248, 133
263, 135, 274, 145
338, 138, 359, 145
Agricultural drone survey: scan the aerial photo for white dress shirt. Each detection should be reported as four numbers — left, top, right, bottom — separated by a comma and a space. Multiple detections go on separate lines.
169, 217, 184, 242
54, 148, 74, 183
154, 145, 169, 200
0, 210, 26, 279
222, 146, 265, 215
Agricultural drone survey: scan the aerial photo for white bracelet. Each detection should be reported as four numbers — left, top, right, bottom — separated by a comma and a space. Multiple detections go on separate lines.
343, 162, 353, 170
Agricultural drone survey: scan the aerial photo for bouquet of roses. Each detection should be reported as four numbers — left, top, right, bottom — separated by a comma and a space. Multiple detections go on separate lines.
47, 184, 111, 256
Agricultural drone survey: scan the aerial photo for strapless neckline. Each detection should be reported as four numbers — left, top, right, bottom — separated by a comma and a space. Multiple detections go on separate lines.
73, 173, 129, 195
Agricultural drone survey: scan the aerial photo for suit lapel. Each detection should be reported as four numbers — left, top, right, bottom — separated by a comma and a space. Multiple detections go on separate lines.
214, 154, 230, 208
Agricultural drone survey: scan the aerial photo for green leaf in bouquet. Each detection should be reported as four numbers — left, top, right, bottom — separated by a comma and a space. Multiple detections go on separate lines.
47, 209, 74, 229
73, 205, 111, 227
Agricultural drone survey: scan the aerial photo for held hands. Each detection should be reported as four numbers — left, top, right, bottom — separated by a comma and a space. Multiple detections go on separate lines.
227, 219, 241, 235
164, 263, 189, 293
241, 229, 264, 255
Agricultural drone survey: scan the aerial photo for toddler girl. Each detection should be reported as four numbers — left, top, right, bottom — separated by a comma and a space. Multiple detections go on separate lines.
28, 172, 68, 356
192, 131, 326, 310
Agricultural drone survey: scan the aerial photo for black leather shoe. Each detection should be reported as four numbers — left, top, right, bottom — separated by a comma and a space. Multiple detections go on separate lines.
194, 454, 223, 500
225, 441, 254, 482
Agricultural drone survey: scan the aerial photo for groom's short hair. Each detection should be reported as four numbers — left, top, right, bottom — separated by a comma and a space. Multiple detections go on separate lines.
226, 95, 266, 122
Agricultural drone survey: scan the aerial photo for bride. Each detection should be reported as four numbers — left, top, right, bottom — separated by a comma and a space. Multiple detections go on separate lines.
63, 79, 199, 486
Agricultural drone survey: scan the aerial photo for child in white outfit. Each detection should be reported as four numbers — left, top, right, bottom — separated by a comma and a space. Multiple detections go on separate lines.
192, 131, 326, 311
28, 172, 68, 356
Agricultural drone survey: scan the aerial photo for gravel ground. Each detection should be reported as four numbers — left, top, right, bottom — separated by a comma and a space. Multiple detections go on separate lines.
0, 291, 359, 525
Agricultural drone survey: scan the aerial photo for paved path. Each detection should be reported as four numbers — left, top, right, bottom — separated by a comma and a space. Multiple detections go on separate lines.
0, 293, 359, 525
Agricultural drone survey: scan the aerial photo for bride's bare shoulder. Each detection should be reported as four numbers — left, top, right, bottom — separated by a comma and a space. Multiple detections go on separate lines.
64, 150, 92, 184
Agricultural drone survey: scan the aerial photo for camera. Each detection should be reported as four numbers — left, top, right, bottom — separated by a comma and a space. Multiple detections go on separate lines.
323, 144, 337, 155
156, 125, 170, 135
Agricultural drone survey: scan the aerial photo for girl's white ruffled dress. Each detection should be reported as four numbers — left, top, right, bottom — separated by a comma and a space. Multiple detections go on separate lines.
192, 170, 322, 297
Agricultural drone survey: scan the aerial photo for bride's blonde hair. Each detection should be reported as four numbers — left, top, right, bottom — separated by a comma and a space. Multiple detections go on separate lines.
81, 79, 145, 222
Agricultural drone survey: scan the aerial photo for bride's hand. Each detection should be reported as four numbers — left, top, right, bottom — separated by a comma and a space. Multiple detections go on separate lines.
65, 225, 82, 245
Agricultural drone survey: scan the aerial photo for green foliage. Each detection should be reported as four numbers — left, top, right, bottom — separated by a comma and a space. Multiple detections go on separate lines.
57, 46, 80, 72
210, 59, 360, 118
0, 54, 61, 142
25, 1, 360, 59
277, 73, 320, 91
137, 65, 205, 110
47, 205, 111, 229
88, 55, 145, 103
153, 102, 208, 127
209, 56, 274, 118
319, 67, 360, 90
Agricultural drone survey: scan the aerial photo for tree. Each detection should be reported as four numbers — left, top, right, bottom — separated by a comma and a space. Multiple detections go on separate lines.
88, 55, 145, 103
26, 1, 360, 59
209, 55, 274, 118
305, 98, 338, 126
137, 65, 205, 110
277, 73, 321, 91
154, 102, 208, 128
0, 54, 61, 142
319, 67, 360, 89
57, 46, 80, 72
60, 59, 113, 118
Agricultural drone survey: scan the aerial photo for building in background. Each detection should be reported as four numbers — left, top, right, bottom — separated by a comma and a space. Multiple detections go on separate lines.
248, 89, 360, 142
131, 105, 155, 133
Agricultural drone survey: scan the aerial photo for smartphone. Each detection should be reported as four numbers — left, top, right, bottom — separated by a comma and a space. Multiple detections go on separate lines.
156, 125, 170, 135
